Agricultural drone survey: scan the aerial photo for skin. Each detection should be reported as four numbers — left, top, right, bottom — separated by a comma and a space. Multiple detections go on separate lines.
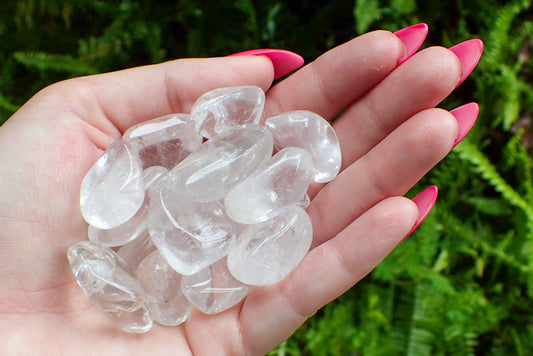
0, 30, 463, 355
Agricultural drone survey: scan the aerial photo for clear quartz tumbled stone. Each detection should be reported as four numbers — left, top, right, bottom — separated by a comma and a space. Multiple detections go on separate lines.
136, 250, 191, 326
87, 204, 148, 247
265, 110, 342, 183
167, 124, 273, 202
190, 86, 265, 138
118, 229, 157, 269
123, 113, 203, 170
80, 141, 145, 229
181, 258, 251, 314
67, 241, 152, 333
297, 193, 311, 209
227, 205, 313, 286
148, 182, 236, 276
73, 86, 340, 328
87, 166, 169, 247
224, 147, 313, 224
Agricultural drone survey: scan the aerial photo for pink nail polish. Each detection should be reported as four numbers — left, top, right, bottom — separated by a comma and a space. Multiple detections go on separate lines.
451, 102, 479, 148
404, 185, 438, 239
228, 49, 304, 79
448, 39, 484, 87
394, 23, 428, 65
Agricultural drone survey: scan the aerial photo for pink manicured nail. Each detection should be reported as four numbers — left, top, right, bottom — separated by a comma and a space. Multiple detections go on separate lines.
449, 39, 484, 87
394, 23, 428, 65
451, 102, 479, 148
404, 185, 438, 239
228, 49, 304, 79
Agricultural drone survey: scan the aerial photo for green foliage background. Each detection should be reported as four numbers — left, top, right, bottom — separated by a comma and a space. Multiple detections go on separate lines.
2, 0, 533, 354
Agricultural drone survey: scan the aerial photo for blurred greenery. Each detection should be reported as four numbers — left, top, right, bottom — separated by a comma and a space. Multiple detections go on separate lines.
3, 0, 533, 354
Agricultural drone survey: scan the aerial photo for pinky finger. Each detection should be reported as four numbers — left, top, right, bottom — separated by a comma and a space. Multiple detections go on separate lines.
240, 195, 425, 355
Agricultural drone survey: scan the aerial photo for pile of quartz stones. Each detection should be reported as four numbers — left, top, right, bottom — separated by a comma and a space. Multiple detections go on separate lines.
68, 85, 342, 333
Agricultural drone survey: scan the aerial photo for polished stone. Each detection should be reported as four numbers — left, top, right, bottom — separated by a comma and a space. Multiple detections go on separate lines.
143, 166, 170, 192
148, 184, 236, 276
181, 258, 251, 314
191, 86, 265, 138
123, 113, 203, 169
224, 147, 313, 224
265, 110, 341, 183
297, 193, 311, 209
87, 206, 148, 247
168, 124, 273, 202
67, 241, 152, 333
87, 166, 169, 247
227, 206, 313, 286
80, 141, 145, 229
136, 250, 191, 326
118, 230, 157, 269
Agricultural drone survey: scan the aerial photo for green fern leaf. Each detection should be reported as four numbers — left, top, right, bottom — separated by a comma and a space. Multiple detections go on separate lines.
499, 65, 521, 130
455, 142, 533, 221
354, 0, 382, 34
13, 51, 98, 75
0, 92, 19, 113
390, 0, 417, 15
483, 3, 523, 66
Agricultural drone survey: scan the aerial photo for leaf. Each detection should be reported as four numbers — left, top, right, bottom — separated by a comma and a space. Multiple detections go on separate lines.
353, 0, 382, 34
0, 92, 19, 113
466, 196, 513, 216
13, 51, 98, 75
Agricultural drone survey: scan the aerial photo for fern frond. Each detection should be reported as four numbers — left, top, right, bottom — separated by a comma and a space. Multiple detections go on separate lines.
504, 128, 524, 168
455, 142, 533, 223
13, 51, 98, 75
499, 65, 521, 130
483, 2, 523, 66
406, 283, 435, 356
389, 0, 417, 15
453, 141, 533, 295
353, 0, 381, 34
0, 92, 19, 113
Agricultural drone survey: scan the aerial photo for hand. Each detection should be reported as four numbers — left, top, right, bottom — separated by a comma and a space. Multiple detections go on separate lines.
0, 26, 481, 355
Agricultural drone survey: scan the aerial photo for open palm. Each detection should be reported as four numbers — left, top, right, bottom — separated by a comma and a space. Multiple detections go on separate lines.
0, 29, 477, 355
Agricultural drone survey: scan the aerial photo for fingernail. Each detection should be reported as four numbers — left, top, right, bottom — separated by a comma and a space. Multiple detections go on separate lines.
394, 23, 428, 65
448, 39, 484, 87
451, 102, 479, 148
228, 49, 304, 79
404, 185, 438, 239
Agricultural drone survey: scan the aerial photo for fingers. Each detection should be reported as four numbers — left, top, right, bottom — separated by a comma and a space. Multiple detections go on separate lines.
332, 45, 463, 169
29, 56, 276, 136
308, 107, 457, 247
263, 34, 480, 202
240, 196, 418, 355
263, 30, 405, 120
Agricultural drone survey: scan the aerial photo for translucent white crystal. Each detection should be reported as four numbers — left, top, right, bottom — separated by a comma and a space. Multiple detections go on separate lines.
168, 124, 273, 202
297, 193, 311, 209
265, 110, 342, 183
148, 184, 236, 275
143, 165, 170, 191
87, 166, 169, 247
123, 113, 203, 169
224, 147, 313, 224
181, 258, 251, 314
227, 206, 313, 286
67, 241, 152, 333
109, 306, 153, 333
118, 230, 157, 269
80, 141, 145, 229
87, 207, 148, 247
191, 86, 265, 138
137, 250, 191, 326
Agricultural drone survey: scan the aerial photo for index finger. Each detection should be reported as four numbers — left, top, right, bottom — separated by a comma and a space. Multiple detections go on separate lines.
263, 30, 406, 120
28, 56, 276, 134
